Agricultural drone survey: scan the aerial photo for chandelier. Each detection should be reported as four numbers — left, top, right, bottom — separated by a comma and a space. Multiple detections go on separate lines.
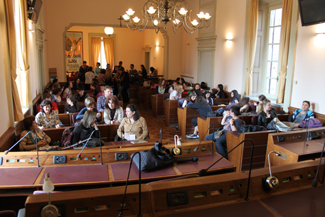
121, 0, 211, 34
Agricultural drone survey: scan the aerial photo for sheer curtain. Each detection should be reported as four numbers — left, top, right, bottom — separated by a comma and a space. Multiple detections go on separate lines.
277, 0, 293, 103
15, 0, 32, 107
4, 0, 24, 121
103, 38, 113, 66
91, 37, 101, 68
244, 0, 259, 96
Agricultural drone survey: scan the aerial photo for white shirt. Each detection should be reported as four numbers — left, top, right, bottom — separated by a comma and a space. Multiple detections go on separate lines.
169, 90, 179, 100
85, 71, 95, 84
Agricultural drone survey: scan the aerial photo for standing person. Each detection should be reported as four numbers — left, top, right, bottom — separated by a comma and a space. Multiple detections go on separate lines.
97, 86, 113, 112
94, 62, 101, 77
212, 84, 226, 99
257, 99, 277, 128
129, 64, 138, 84
118, 61, 123, 69
186, 96, 213, 139
149, 67, 158, 76
63, 81, 73, 98
155, 79, 166, 94
85, 67, 95, 90
289, 100, 315, 127
74, 85, 89, 102
103, 95, 124, 124
117, 104, 148, 141
97, 69, 106, 85
35, 100, 60, 129
121, 68, 130, 103
64, 94, 78, 113
78, 61, 88, 83
105, 63, 112, 85
139, 64, 147, 79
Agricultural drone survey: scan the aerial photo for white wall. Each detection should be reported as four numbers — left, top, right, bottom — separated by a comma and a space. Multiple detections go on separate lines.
291, 22, 325, 113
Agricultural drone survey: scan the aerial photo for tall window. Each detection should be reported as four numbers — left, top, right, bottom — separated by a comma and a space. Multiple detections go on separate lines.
97, 38, 107, 69
265, 7, 282, 98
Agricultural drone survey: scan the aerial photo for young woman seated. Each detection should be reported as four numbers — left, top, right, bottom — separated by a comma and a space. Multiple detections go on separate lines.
90, 83, 101, 98
177, 77, 187, 90
229, 90, 240, 105
254, 94, 266, 113
52, 87, 62, 103
72, 110, 100, 145
154, 79, 167, 94
35, 100, 60, 129
104, 95, 124, 125
76, 97, 101, 120
186, 96, 213, 139
63, 81, 73, 98
237, 97, 251, 113
182, 91, 197, 108
168, 81, 177, 93
72, 78, 82, 91
169, 85, 183, 100
64, 94, 78, 113
117, 104, 148, 141
257, 99, 277, 128
19, 116, 51, 151
212, 84, 226, 99
205, 106, 244, 159
204, 91, 213, 106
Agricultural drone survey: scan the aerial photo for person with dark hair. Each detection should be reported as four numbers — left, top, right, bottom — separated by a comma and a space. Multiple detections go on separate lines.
229, 90, 240, 104
52, 88, 62, 103
186, 96, 213, 139
104, 95, 123, 124
63, 81, 73, 98
200, 82, 207, 91
85, 66, 95, 90
37, 93, 58, 113
205, 106, 244, 159
254, 94, 266, 113
117, 104, 148, 141
19, 116, 51, 151
194, 83, 201, 91
44, 87, 56, 102
212, 84, 226, 99
97, 69, 106, 85
72, 78, 82, 91
204, 91, 213, 106
237, 97, 251, 113
118, 61, 123, 69
97, 86, 113, 111
139, 64, 147, 79
64, 94, 78, 113
78, 61, 88, 83
90, 83, 101, 98
182, 91, 197, 108
177, 78, 187, 90
35, 100, 60, 129
149, 67, 158, 76
74, 85, 89, 102
168, 81, 177, 93
155, 79, 166, 94
72, 110, 100, 145
76, 97, 101, 120
289, 100, 315, 127
257, 99, 277, 128
94, 62, 101, 77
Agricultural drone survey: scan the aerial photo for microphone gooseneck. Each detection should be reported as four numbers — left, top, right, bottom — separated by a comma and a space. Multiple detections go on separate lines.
4, 131, 32, 155
312, 139, 325, 187
35, 130, 40, 167
77, 129, 97, 159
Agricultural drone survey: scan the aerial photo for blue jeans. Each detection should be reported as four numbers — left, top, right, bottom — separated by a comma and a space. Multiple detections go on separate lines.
205, 131, 228, 159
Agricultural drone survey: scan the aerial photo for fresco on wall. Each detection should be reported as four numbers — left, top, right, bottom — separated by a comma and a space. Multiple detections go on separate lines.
65, 31, 83, 72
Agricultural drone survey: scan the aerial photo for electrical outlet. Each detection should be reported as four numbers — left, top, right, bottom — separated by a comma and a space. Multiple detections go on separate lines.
53, 155, 67, 164
277, 136, 285, 142
167, 190, 188, 207
115, 152, 127, 161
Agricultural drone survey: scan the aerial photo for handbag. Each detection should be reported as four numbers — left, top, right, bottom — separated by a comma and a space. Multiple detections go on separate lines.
267, 118, 295, 132
131, 142, 176, 171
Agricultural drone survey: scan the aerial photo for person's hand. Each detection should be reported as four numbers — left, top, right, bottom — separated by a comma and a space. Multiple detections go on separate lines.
110, 120, 114, 125
55, 124, 60, 128
96, 113, 101, 117
225, 111, 230, 116
37, 140, 47, 147
229, 118, 234, 125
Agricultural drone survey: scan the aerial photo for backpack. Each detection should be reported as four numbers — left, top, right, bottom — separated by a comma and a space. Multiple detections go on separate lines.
299, 118, 323, 128
61, 126, 75, 147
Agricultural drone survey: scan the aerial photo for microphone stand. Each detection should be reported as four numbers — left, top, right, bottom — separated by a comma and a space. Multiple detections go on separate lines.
194, 124, 215, 152
98, 130, 103, 165
198, 138, 255, 201
35, 131, 40, 167
77, 130, 97, 159
4, 131, 32, 155
312, 140, 325, 187
119, 152, 142, 217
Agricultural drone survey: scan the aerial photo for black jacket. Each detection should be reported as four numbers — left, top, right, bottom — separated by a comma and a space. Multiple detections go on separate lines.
72, 123, 99, 144
257, 110, 277, 128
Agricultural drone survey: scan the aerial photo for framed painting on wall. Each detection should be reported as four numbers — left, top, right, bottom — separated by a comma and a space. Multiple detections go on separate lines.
65, 31, 83, 72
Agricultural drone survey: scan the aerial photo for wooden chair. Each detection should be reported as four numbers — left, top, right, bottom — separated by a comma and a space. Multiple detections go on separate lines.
151, 93, 169, 117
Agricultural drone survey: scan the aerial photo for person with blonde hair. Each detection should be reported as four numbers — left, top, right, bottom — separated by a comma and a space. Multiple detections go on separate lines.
169, 85, 183, 100
72, 110, 100, 145
76, 97, 101, 120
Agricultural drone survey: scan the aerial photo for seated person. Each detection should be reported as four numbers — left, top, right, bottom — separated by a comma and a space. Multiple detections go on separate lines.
64, 94, 78, 113
149, 67, 158, 76
91, 83, 101, 98
35, 100, 60, 129
43, 88, 56, 103
186, 96, 213, 139
229, 90, 240, 104
169, 85, 183, 100
72, 78, 82, 91
257, 99, 277, 128
52, 87, 62, 103
37, 93, 58, 113
74, 85, 89, 102
168, 81, 177, 93
204, 91, 213, 106
254, 94, 266, 113
97, 85, 113, 112
212, 84, 227, 99
182, 91, 197, 108
154, 79, 166, 94
205, 106, 244, 159
117, 104, 148, 141
200, 82, 208, 92
63, 81, 73, 98
289, 100, 315, 127
104, 95, 124, 124
237, 97, 251, 113
76, 97, 101, 120
19, 116, 51, 151
72, 110, 100, 145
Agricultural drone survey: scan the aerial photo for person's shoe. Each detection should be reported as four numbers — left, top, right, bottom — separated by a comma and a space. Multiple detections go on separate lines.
186, 134, 199, 139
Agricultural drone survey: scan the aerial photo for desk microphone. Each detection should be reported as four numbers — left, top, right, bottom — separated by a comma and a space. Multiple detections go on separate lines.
198, 138, 255, 201
77, 130, 97, 159
4, 131, 32, 155
312, 140, 325, 187
194, 124, 215, 152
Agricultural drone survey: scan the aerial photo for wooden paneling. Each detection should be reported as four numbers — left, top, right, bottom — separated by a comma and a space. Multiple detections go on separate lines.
164, 100, 178, 126
144, 89, 154, 110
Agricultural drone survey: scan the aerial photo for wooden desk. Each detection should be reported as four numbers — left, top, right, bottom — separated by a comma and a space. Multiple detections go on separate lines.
265, 127, 325, 167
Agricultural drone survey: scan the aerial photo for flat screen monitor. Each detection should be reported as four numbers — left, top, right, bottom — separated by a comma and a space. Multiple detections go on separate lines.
299, 0, 325, 26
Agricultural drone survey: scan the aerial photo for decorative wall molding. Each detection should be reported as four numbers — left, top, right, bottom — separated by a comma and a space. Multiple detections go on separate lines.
196, 36, 217, 50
